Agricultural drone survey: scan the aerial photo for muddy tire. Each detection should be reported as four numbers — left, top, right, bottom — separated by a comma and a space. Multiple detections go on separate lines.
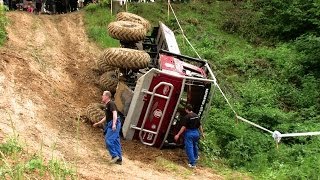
102, 48, 150, 69
97, 58, 117, 73
99, 71, 118, 92
116, 12, 151, 32
86, 103, 105, 124
108, 21, 146, 42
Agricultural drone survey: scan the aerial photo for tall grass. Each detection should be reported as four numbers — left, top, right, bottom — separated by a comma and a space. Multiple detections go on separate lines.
84, 3, 119, 48
0, 4, 8, 46
0, 135, 76, 179
0, 111, 76, 179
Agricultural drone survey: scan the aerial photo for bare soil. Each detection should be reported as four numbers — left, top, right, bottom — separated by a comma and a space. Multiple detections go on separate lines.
0, 11, 223, 179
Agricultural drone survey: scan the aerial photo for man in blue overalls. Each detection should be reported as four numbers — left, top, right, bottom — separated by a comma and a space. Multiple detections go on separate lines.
174, 104, 204, 168
93, 91, 122, 165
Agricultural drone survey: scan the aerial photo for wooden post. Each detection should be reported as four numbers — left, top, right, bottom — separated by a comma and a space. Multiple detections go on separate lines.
167, 0, 170, 21
111, 0, 113, 15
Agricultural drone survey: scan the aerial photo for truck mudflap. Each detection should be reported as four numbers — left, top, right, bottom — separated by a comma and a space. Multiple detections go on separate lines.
114, 81, 134, 116
122, 69, 183, 148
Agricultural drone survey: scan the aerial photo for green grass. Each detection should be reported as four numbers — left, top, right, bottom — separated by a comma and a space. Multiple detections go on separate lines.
0, 5, 8, 46
155, 157, 192, 178
84, 3, 119, 48
0, 136, 76, 179
84, 1, 320, 179
0, 112, 78, 179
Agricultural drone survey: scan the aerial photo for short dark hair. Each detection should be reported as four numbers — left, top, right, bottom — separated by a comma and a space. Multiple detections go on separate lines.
185, 104, 193, 111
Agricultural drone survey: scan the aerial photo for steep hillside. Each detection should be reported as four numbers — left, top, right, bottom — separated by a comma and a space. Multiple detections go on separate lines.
0, 11, 223, 179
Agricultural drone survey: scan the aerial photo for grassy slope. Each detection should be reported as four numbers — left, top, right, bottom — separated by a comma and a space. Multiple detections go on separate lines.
130, 2, 320, 179
0, 5, 7, 46
84, 4, 119, 48
85, 1, 320, 179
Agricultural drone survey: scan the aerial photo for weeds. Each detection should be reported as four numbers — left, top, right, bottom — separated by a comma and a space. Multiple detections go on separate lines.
0, 4, 7, 46
0, 135, 76, 179
84, 3, 119, 48
1, 109, 76, 179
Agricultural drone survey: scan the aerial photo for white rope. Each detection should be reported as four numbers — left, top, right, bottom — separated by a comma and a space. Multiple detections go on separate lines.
236, 116, 273, 134
281, 132, 320, 137
273, 130, 320, 143
215, 83, 237, 115
168, 3, 320, 143
169, 3, 237, 115
168, 3, 202, 59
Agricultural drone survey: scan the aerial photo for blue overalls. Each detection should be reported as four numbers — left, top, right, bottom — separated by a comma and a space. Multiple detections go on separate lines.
104, 117, 122, 160
184, 128, 200, 166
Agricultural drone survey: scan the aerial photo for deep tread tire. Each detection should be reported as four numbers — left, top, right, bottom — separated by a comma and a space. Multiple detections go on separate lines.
99, 71, 118, 92
108, 21, 146, 42
97, 58, 117, 73
116, 12, 151, 32
102, 48, 150, 69
86, 103, 105, 124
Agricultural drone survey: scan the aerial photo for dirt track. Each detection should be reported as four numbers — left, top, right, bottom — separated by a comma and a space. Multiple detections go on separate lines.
0, 11, 222, 179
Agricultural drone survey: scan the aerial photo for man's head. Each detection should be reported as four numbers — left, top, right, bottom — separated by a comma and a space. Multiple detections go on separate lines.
102, 90, 112, 103
185, 104, 193, 113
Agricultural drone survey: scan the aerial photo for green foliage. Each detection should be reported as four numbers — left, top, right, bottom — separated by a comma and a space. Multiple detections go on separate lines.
0, 136, 75, 179
221, 0, 320, 42
0, 137, 22, 155
25, 155, 46, 175
0, 5, 8, 46
98, 0, 111, 7
221, 1, 263, 44
48, 159, 75, 179
252, 0, 320, 40
84, 3, 119, 48
85, 1, 320, 178
294, 34, 320, 76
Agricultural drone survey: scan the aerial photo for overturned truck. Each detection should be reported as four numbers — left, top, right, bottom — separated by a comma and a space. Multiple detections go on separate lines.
90, 12, 216, 149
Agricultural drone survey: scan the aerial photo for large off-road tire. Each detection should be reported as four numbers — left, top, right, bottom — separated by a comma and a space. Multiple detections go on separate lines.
116, 12, 151, 32
101, 48, 150, 69
96, 58, 117, 73
99, 71, 118, 92
86, 103, 105, 124
108, 21, 146, 42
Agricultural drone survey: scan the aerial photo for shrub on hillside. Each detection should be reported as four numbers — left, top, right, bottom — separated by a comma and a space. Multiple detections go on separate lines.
294, 34, 320, 77
221, 1, 320, 42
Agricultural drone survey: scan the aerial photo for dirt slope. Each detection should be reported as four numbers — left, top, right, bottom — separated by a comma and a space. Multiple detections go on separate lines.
0, 11, 222, 179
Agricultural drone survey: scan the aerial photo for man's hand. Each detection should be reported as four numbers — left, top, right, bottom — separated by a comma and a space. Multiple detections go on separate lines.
112, 124, 116, 131
174, 134, 179, 142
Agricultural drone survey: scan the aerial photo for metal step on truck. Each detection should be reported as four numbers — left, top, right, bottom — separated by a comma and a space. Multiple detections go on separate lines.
87, 12, 216, 149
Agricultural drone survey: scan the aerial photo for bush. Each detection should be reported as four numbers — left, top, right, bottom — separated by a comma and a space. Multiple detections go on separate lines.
294, 34, 320, 77
252, 0, 320, 40
221, 1, 320, 42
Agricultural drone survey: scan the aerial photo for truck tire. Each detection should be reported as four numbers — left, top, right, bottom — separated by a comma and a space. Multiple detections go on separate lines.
99, 71, 118, 92
108, 21, 146, 42
86, 103, 105, 124
102, 48, 150, 69
97, 58, 117, 73
116, 12, 151, 32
